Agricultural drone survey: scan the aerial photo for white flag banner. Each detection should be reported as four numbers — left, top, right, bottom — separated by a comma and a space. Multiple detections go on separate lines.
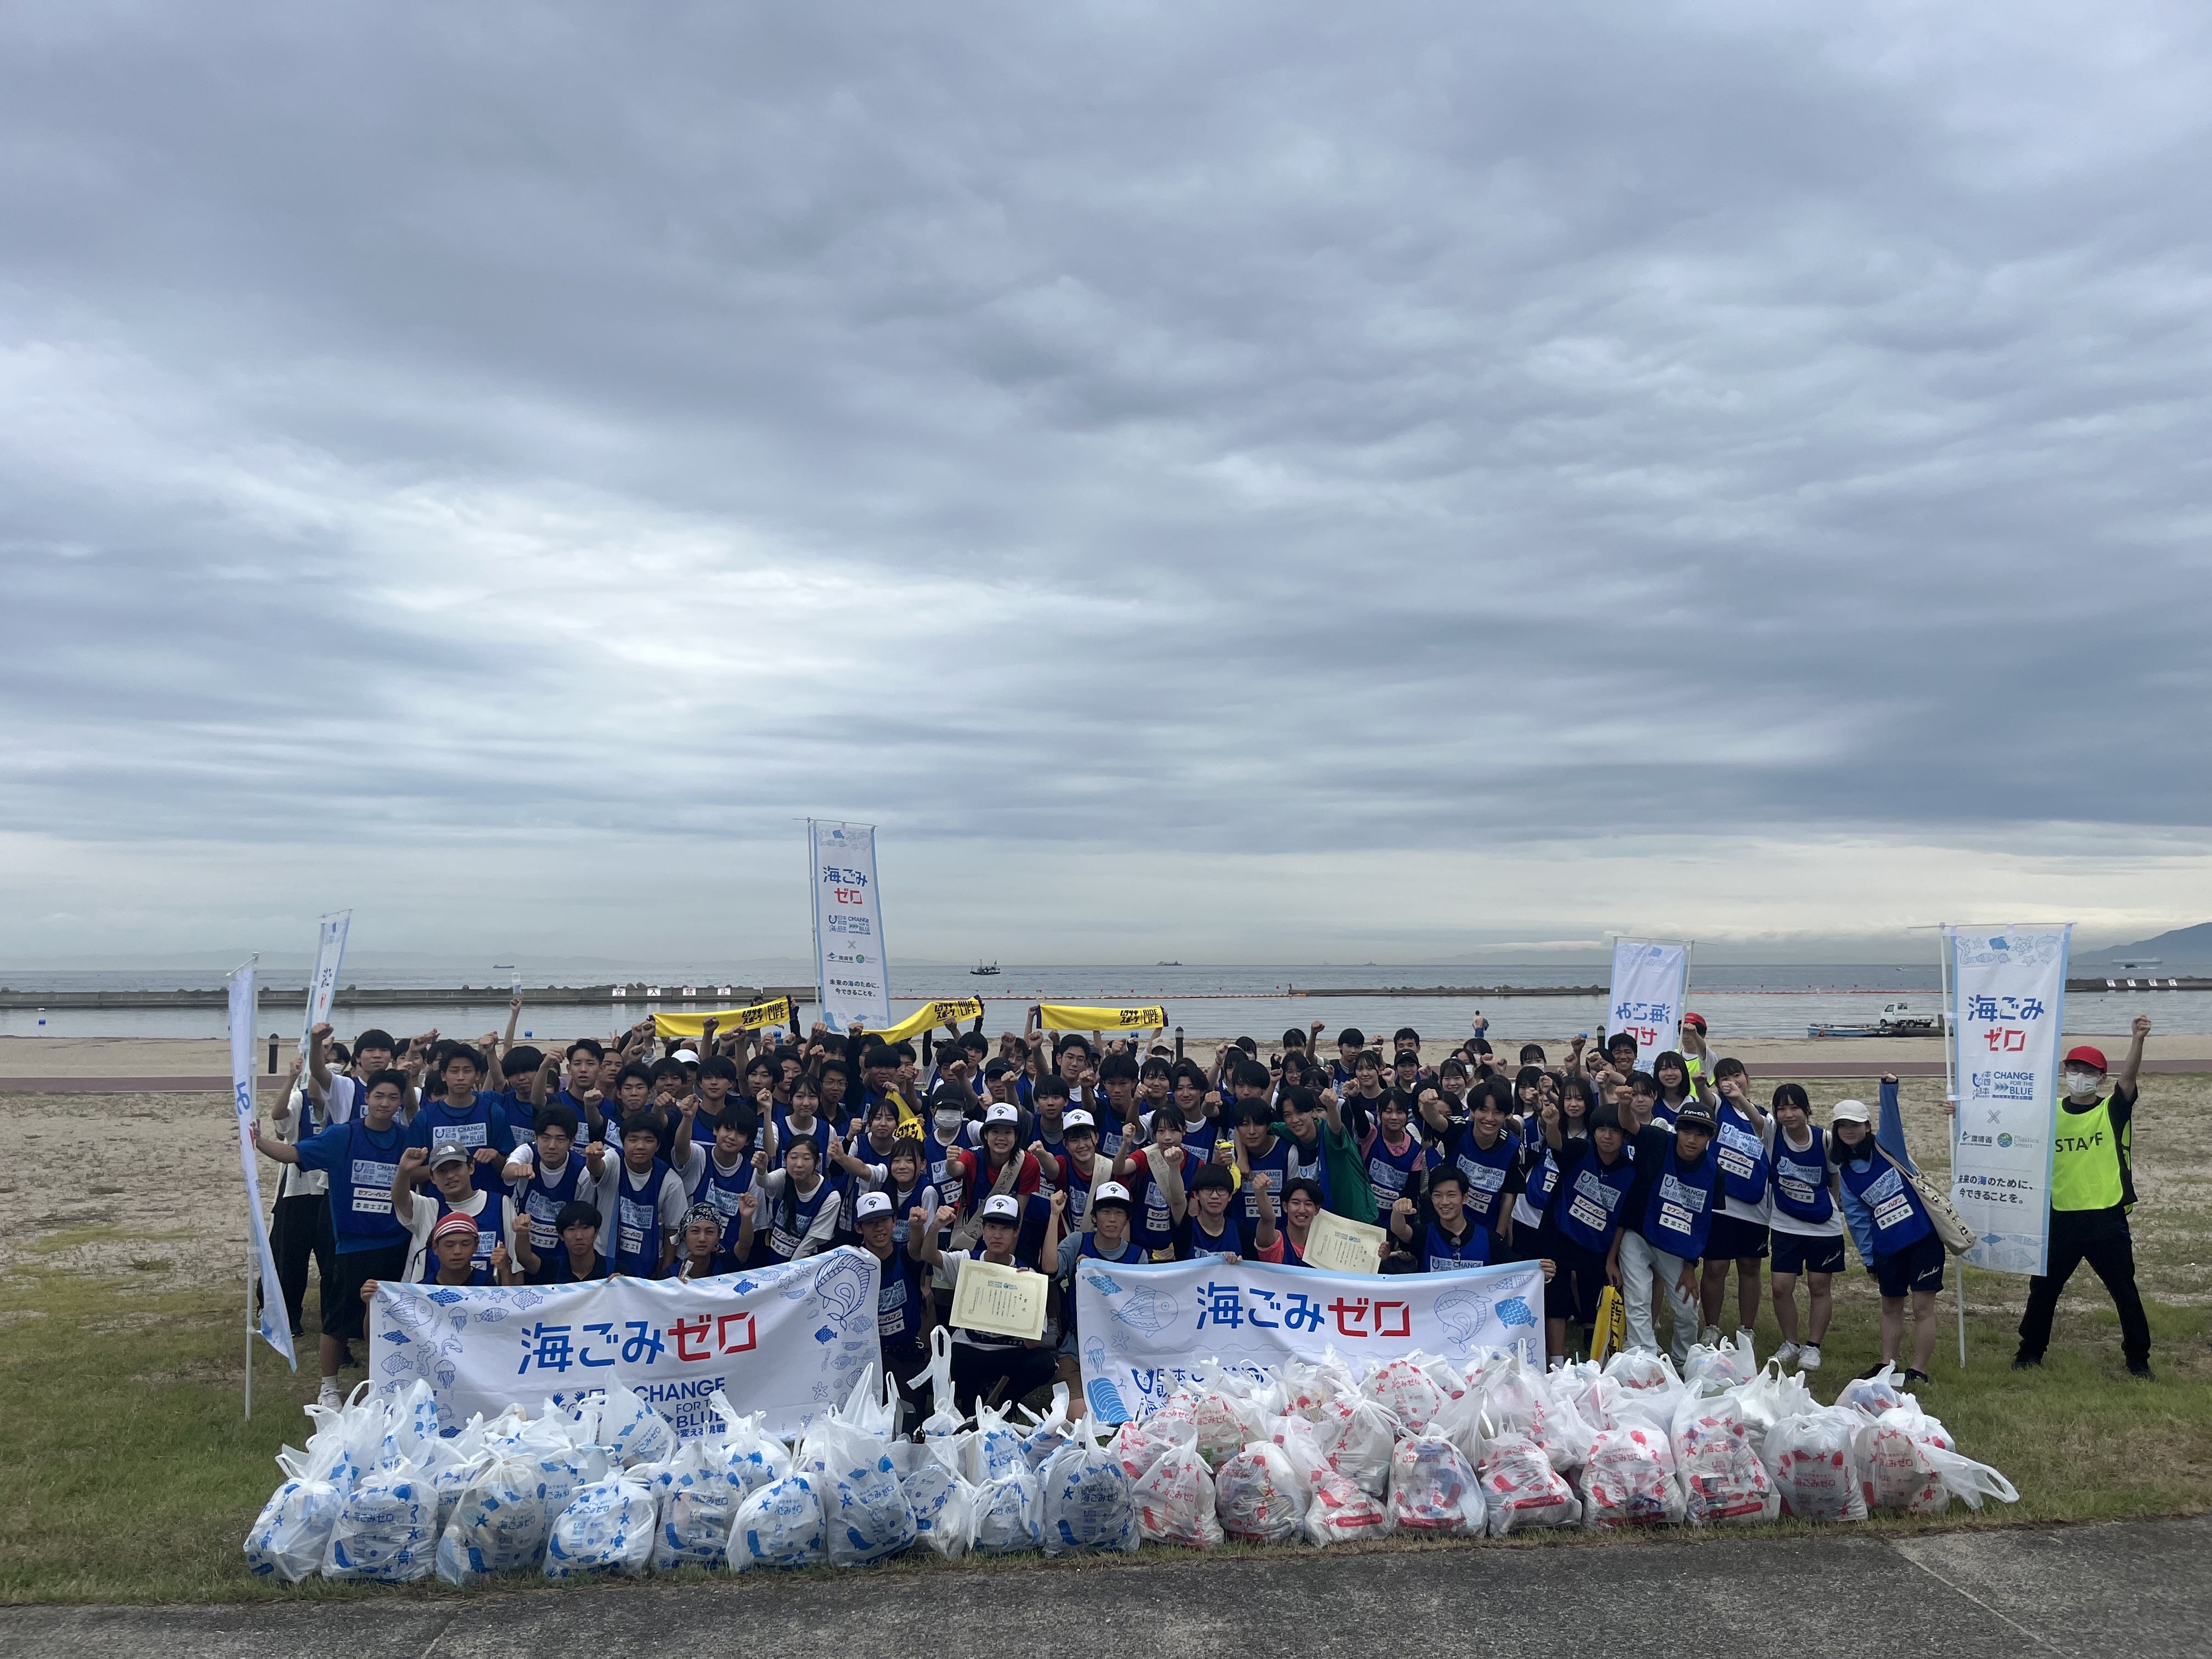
1073, 1257, 1545, 1423
809, 819, 890, 1034
369, 1247, 884, 1440
300, 909, 351, 1054
231, 965, 295, 1370
1947, 923, 2072, 1276
1608, 939, 1690, 1072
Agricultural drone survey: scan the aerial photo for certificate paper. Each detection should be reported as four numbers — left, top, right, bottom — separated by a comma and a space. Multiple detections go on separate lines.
950, 1255, 1048, 1339
1301, 1212, 1387, 1275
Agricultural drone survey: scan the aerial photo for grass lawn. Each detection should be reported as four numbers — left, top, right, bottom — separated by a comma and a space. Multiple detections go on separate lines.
2, 1079, 2208, 1603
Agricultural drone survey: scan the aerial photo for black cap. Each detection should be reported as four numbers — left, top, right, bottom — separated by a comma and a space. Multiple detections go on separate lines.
1674, 1105, 1718, 1133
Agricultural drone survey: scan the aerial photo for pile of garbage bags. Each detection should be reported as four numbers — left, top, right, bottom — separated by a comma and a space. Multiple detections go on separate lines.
247, 1334, 2015, 1583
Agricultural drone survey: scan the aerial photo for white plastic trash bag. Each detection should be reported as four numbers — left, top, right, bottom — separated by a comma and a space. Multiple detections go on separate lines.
1038, 1430, 1138, 1555
1304, 1467, 1393, 1545
1215, 1441, 1305, 1543
1836, 1363, 1915, 1420
594, 1381, 679, 1469
1600, 1350, 1685, 1434
1683, 1331, 1758, 1388
1362, 1354, 1449, 1435
1578, 1426, 1686, 1528
1132, 1444, 1222, 1549
1477, 1431, 1581, 1536
543, 1475, 657, 1578
1386, 1436, 1485, 1537
245, 1474, 346, 1583
1765, 1408, 1867, 1522
972, 1464, 1043, 1555
1312, 1396, 1401, 1497
645, 1440, 751, 1572
902, 1448, 978, 1559
1671, 1386, 1778, 1526
729, 1474, 826, 1570
1857, 1406, 2018, 1516
963, 1399, 1030, 1487
436, 1427, 607, 1585
323, 1464, 436, 1582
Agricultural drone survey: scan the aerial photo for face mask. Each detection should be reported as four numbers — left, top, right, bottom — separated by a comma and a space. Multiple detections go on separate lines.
2063, 1069, 2102, 1097
934, 1109, 966, 1136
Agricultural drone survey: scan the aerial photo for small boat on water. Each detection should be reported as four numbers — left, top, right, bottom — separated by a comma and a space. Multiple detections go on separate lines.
970, 962, 1000, 977
1156, 960, 1181, 966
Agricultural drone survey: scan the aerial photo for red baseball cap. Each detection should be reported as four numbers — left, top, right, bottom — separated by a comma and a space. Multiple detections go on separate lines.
2063, 1045, 2108, 1073
1682, 1012, 1707, 1033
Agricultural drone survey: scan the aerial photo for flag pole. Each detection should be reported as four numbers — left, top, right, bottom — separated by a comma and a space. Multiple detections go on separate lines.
241, 951, 259, 1420
1937, 924, 1966, 1369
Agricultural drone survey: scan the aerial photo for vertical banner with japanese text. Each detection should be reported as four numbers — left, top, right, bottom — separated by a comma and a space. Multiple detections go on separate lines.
1607, 939, 1689, 1073
1073, 1257, 1545, 1423
369, 1248, 884, 1440
1947, 924, 2071, 1276
809, 820, 890, 1035
231, 964, 296, 1370
300, 909, 351, 1057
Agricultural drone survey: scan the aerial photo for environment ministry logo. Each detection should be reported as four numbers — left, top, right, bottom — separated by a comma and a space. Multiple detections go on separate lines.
1998, 1132, 2014, 1148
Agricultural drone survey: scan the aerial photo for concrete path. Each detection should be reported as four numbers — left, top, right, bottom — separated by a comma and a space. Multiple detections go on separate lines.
4, 1517, 2205, 1659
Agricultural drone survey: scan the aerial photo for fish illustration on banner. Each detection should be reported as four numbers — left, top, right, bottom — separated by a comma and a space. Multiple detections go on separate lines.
368, 1246, 882, 1440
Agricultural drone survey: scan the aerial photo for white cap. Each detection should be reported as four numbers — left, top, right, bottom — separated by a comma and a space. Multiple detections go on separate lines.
673, 1049, 699, 1064
855, 1192, 893, 1220
981, 1194, 1022, 1221
1062, 1108, 1096, 1131
1830, 1098, 1871, 1125
1093, 1181, 1132, 1206
984, 1103, 1019, 1126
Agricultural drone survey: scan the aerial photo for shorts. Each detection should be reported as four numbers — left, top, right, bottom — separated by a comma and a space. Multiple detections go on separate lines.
1769, 1231, 1846, 1277
1539, 1231, 1608, 1325
1874, 1232, 1946, 1299
1703, 1213, 1770, 1262
324, 1242, 410, 1341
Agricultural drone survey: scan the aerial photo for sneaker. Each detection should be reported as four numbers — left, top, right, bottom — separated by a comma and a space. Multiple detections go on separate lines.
2128, 1361, 2155, 1380
317, 1380, 343, 1412
1699, 1324, 1723, 1348
1798, 1344, 1822, 1372
1902, 1368, 1931, 1387
1771, 1340, 1802, 1368
1858, 1361, 1890, 1380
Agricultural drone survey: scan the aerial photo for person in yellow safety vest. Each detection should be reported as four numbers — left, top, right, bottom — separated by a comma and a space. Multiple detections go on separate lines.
2013, 1014, 2155, 1379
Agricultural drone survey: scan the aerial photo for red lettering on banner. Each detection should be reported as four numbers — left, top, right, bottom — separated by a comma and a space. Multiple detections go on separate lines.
716, 1311, 757, 1354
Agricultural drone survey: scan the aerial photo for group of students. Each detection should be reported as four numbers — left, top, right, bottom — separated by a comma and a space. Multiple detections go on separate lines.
249, 998, 2159, 1417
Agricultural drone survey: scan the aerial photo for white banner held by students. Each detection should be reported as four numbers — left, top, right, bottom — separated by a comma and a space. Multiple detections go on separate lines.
809, 819, 891, 1034
1946, 924, 2072, 1276
300, 909, 351, 1056
1608, 938, 1689, 1072
369, 1247, 883, 1439
1073, 1257, 1545, 1423
230, 963, 295, 1373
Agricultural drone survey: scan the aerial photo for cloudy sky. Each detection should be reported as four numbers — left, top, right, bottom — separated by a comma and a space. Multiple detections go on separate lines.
4, 1, 2210, 966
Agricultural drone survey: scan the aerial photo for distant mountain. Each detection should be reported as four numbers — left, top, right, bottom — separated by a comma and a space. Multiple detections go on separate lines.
2081, 923, 2212, 963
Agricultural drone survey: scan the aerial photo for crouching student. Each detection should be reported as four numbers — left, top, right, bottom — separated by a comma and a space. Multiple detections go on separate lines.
1389, 1166, 1492, 1272
250, 1067, 414, 1409
866, 1190, 952, 1427
1830, 1098, 1943, 1386
1763, 1084, 1843, 1373
393, 1139, 521, 1284
1535, 1099, 1636, 1362
947, 1192, 1061, 1412
363, 1211, 514, 1306
501, 1104, 605, 1285
1609, 1103, 1722, 1368
669, 1201, 752, 1280
1275, 1176, 1324, 1266
510, 1199, 613, 1283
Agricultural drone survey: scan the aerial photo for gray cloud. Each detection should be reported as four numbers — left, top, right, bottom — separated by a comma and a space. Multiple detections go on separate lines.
4, 1, 2211, 953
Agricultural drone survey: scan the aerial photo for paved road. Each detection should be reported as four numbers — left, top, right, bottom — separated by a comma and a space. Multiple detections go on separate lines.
4, 1517, 2206, 1659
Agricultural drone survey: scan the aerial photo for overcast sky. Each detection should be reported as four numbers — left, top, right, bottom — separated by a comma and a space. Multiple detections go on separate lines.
4, 2, 2209, 966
